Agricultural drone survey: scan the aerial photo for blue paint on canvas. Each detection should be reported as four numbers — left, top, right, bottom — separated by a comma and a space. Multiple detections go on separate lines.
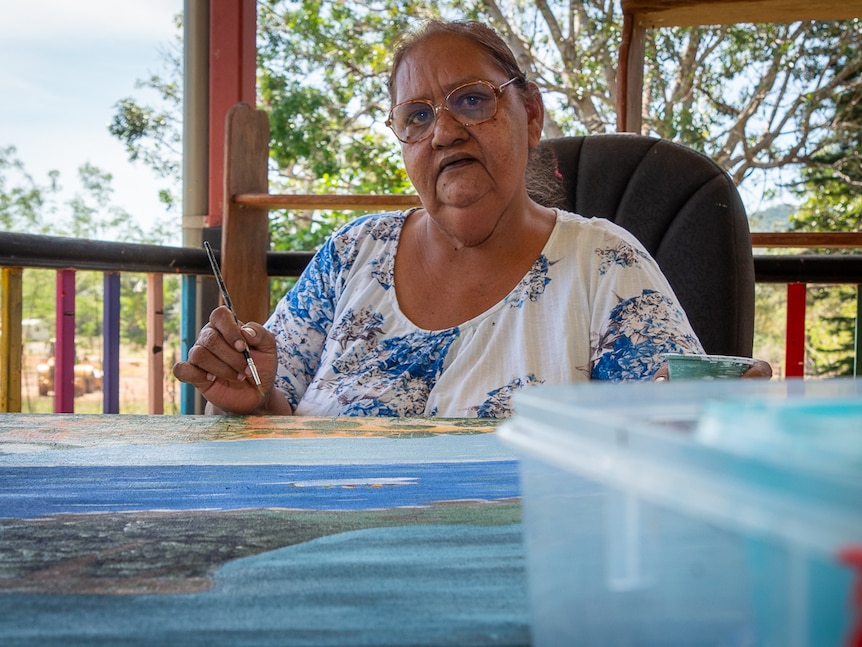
0, 461, 520, 518
0, 524, 530, 647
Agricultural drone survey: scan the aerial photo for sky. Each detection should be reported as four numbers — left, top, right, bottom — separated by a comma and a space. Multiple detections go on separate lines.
0, 0, 791, 242
0, 0, 183, 239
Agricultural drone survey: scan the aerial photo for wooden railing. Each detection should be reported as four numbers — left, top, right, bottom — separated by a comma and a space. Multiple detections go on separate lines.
0, 231, 320, 414
2, 102, 861, 412
749, 233, 862, 377
1, 223, 861, 414
0, 234, 209, 414
232, 190, 862, 379
751, 232, 862, 249
234, 194, 421, 211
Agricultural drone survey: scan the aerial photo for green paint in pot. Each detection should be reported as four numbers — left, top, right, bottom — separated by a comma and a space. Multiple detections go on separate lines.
664, 353, 756, 380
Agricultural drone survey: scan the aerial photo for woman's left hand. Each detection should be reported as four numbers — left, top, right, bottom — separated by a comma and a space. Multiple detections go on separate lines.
652, 357, 773, 381
741, 359, 772, 379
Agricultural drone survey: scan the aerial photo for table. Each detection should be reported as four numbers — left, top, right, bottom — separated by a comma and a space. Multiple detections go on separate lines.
0, 415, 529, 647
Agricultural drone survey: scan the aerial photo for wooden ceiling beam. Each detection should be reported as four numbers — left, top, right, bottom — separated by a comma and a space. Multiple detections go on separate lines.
620, 0, 862, 27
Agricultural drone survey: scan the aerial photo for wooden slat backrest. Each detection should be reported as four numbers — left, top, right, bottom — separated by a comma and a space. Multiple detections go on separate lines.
222, 102, 271, 325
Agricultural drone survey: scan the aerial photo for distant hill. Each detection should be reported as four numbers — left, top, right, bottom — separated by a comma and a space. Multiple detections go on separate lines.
748, 203, 795, 232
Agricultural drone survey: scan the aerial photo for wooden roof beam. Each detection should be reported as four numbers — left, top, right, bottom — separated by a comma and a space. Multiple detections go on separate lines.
620, 0, 862, 28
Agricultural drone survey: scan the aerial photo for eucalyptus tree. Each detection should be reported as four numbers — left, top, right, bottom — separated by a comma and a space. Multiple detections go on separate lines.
109, 1, 862, 236
783, 65, 862, 376
461, 2, 862, 195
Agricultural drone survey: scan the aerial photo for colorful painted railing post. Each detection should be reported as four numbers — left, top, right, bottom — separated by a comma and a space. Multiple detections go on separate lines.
1, 267, 23, 412
103, 272, 121, 413
55, 269, 76, 413
180, 275, 198, 414
148, 273, 164, 414
785, 282, 806, 378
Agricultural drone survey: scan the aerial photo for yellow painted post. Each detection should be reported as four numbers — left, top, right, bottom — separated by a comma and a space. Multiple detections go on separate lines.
1, 267, 24, 412
147, 273, 164, 414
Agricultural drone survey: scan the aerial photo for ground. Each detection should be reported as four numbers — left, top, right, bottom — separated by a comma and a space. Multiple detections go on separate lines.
19, 342, 174, 414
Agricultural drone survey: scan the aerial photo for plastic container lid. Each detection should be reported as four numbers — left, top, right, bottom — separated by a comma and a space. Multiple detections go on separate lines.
498, 378, 862, 556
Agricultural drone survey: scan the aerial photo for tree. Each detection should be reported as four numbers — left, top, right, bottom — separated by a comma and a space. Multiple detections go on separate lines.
782, 65, 862, 377
106, 3, 861, 375
255, 1, 429, 251
112, 3, 862, 221
0, 148, 181, 380
792, 64, 862, 234
0, 146, 55, 235
108, 13, 184, 214
469, 3, 862, 192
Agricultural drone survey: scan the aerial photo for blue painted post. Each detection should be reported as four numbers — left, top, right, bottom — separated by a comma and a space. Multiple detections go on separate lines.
180, 275, 198, 414
103, 272, 121, 413
55, 269, 76, 413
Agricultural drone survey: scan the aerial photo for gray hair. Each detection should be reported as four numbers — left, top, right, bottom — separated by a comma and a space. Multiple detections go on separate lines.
388, 20, 528, 104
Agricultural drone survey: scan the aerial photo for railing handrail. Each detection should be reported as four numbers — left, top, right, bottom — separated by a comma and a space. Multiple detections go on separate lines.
2, 226, 861, 413
234, 193, 421, 211
0, 232, 210, 274
3, 231, 862, 283
5, 232, 862, 284
751, 232, 862, 248
753, 256, 862, 283
0, 231, 315, 276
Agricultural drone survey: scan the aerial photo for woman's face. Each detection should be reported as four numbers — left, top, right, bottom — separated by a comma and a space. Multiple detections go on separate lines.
391, 33, 543, 247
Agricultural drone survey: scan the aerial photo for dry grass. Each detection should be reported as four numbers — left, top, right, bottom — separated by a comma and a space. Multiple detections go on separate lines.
19, 343, 180, 414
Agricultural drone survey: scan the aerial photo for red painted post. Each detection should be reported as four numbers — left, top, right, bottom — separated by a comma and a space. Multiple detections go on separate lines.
55, 269, 76, 413
785, 282, 806, 378
207, 0, 257, 227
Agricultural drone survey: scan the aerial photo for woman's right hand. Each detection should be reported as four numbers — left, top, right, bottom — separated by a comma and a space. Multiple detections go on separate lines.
172, 306, 292, 415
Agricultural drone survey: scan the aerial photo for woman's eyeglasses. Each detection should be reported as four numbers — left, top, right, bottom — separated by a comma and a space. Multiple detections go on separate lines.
386, 78, 519, 144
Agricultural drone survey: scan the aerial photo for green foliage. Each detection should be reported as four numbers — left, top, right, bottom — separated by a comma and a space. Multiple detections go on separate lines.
107, 28, 183, 212
752, 284, 788, 378
256, 0, 424, 250
0, 147, 182, 384
0, 147, 173, 245
19, 269, 54, 330
791, 64, 862, 235
97, 2, 862, 377
108, 96, 180, 208
0, 146, 54, 235
785, 62, 862, 377
804, 285, 859, 377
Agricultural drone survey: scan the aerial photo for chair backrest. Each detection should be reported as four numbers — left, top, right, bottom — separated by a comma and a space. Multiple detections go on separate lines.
533, 134, 754, 357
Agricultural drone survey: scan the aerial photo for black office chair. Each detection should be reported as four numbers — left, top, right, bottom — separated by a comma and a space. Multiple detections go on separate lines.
532, 135, 754, 357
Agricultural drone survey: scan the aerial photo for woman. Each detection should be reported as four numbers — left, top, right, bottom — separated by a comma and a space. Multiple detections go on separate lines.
173, 20, 770, 418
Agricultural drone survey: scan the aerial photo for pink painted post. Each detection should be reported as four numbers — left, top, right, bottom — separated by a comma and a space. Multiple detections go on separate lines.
55, 269, 76, 413
785, 282, 806, 378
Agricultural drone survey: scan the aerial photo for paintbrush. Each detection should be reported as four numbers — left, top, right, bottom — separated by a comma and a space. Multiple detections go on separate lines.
203, 241, 264, 394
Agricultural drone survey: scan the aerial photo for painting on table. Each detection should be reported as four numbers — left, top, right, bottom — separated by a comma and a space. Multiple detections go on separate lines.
0, 415, 529, 646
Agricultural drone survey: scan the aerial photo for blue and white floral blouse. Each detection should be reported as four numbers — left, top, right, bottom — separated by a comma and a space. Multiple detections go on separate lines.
265, 209, 703, 418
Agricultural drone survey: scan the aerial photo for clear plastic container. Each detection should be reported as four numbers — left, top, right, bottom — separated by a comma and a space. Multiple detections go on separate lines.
497, 378, 862, 647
